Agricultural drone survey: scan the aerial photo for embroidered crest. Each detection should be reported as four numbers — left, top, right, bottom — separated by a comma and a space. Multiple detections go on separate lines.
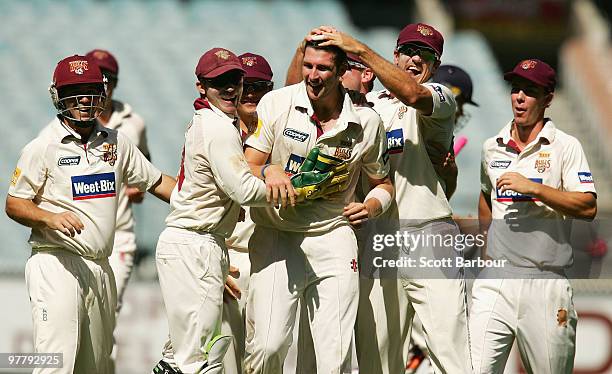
242, 56, 257, 67
215, 50, 230, 60
534, 158, 551, 173
417, 24, 433, 36
69, 60, 89, 75
521, 60, 537, 70
398, 106, 408, 119
102, 143, 117, 166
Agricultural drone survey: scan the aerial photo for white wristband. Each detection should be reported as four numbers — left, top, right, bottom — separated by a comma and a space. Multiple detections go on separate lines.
365, 188, 393, 216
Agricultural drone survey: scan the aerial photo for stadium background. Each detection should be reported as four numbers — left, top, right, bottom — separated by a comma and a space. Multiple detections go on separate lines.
0, 0, 611, 373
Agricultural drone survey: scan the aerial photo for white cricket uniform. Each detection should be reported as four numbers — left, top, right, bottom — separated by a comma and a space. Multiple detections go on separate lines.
243, 82, 389, 374
156, 101, 268, 374
9, 119, 161, 374
471, 119, 596, 374
358, 83, 471, 374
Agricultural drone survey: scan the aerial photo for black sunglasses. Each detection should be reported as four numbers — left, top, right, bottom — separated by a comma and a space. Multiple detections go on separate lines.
397, 44, 437, 63
243, 81, 273, 93
204, 71, 243, 88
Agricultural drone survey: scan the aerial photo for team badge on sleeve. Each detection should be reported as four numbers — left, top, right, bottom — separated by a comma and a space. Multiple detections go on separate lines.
71, 172, 116, 200
10, 167, 21, 186
578, 172, 594, 184
496, 178, 542, 202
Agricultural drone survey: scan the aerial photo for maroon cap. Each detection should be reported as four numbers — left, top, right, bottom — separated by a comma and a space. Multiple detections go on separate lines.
195, 48, 245, 79
504, 59, 556, 92
53, 55, 104, 89
239, 52, 273, 81
86, 49, 119, 76
346, 53, 367, 69
396, 23, 444, 58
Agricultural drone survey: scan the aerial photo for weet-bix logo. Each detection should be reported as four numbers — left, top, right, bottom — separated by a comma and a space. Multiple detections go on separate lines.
490, 160, 511, 169
496, 178, 542, 202
283, 128, 309, 142
578, 172, 594, 184
386, 128, 404, 154
58, 156, 81, 166
71, 172, 116, 200
285, 154, 305, 176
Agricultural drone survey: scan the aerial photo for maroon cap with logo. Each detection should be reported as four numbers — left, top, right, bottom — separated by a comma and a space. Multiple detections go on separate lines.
239, 53, 273, 81
53, 55, 104, 89
86, 49, 119, 77
396, 23, 444, 58
504, 59, 556, 92
195, 48, 245, 79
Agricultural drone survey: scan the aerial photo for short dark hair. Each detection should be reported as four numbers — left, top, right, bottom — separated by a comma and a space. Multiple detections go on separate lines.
304, 40, 348, 71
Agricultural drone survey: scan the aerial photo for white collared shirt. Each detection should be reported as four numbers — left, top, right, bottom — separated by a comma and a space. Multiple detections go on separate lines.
481, 119, 597, 270
245, 82, 389, 233
366, 82, 456, 224
165, 101, 268, 237
9, 118, 162, 259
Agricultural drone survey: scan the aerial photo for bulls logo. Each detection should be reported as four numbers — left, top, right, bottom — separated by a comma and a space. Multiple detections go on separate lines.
69, 60, 88, 75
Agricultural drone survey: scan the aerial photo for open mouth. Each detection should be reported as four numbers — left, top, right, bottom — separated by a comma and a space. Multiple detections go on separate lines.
407, 66, 421, 77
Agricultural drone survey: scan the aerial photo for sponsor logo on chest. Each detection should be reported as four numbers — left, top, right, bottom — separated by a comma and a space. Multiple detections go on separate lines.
495, 178, 542, 202
58, 156, 81, 166
71, 172, 116, 200
489, 160, 511, 169
386, 128, 404, 154
578, 172, 594, 184
283, 128, 309, 142
285, 154, 305, 176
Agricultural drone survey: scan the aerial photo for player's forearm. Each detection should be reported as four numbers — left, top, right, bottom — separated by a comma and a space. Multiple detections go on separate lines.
285, 42, 305, 86
531, 185, 597, 219
358, 45, 432, 112
5, 195, 54, 229
364, 178, 394, 218
149, 174, 176, 203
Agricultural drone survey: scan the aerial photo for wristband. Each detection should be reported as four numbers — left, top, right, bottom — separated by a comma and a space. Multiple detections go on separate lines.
261, 164, 271, 179
365, 188, 393, 216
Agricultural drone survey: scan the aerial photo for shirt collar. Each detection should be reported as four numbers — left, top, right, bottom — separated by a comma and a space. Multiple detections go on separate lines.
294, 82, 362, 133
496, 118, 556, 149
50, 117, 109, 143
204, 100, 240, 129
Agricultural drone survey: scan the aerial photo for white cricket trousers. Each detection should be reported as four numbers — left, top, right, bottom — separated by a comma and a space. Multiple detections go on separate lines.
25, 250, 117, 374
221, 248, 251, 374
244, 225, 359, 374
398, 219, 472, 374
156, 227, 229, 374
470, 277, 577, 374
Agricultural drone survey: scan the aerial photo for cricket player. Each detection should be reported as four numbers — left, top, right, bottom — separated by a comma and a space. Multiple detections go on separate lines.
472, 59, 597, 374
243, 40, 393, 373
85, 48, 151, 371
312, 23, 472, 373
5, 54, 175, 374
152, 48, 292, 374
221, 52, 275, 374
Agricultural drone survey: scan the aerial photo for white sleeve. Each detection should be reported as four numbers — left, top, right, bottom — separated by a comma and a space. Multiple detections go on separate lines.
120, 134, 162, 192
244, 92, 275, 154
424, 83, 456, 120
561, 136, 596, 194
207, 125, 268, 207
8, 139, 48, 199
361, 115, 390, 179
480, 142, 493, 195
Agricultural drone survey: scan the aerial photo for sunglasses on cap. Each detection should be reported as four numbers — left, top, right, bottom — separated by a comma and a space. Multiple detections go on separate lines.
347, 60, 367, 70
243, 80, 273, 94
397, 44, 437, 63
204, 70, 244, 88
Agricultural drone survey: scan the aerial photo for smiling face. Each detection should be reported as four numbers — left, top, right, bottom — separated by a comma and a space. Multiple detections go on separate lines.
394, 43, 439, 84
57, 83, 106, 123
302, 46, 346, 102
510, 77, 552, 127
198, 70, 244, 117
238, 79, 273, 115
